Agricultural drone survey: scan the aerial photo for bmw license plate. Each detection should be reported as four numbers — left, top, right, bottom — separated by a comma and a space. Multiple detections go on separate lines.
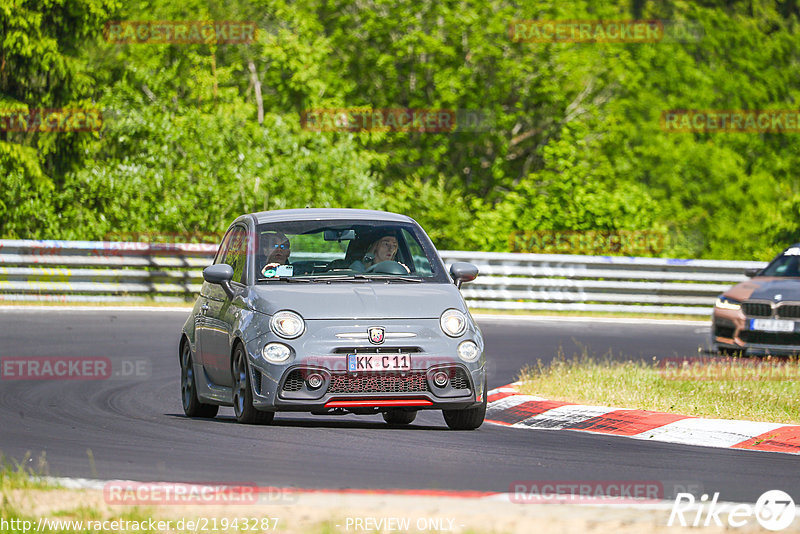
347, 354, 411, 372
749, 319, 795, 332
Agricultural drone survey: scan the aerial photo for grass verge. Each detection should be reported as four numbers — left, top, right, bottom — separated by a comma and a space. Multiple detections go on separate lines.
0, 454, 50, 492
517, 353, 800, 424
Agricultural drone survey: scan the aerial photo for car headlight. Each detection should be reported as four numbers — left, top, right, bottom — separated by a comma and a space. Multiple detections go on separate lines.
440, 309, 467, 337
457, 340, 480, 362
270, 310, 305, 339
262, 343, 292, 363
715, 296, 741, 311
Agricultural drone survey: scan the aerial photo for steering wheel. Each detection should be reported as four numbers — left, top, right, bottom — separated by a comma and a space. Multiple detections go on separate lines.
365, 260, 409, 275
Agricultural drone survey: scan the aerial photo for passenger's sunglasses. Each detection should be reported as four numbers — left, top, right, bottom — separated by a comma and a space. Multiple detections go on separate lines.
269, 243, 290, 249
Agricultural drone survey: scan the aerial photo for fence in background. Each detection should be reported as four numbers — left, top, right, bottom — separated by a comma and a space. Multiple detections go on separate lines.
0, 240, 767, 315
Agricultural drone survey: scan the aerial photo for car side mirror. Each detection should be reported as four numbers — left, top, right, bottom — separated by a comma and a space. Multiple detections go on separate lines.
744, 268, 761, 278
450, 262, 478, 288
203, 264, 235, 299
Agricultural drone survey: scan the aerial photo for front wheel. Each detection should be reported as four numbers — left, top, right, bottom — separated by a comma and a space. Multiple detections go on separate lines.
180, 342, 219, 418
443, 392, 486, 431
232, 344, 274, 425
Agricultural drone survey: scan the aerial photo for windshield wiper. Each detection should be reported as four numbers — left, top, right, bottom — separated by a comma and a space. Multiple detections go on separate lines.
258, 275, 421, 283
257, 276, 312, 283
361, 275, 423, 283
310, 275, 370, 282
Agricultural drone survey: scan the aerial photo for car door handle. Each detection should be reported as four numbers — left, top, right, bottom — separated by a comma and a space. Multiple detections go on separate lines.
201, 303, 209, 315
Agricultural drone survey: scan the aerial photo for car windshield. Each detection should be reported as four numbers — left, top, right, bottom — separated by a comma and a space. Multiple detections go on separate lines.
254, 219, 446, 283
761, 247, 800, 277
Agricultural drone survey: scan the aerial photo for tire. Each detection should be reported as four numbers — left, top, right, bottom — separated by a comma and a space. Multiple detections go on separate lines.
231, 344, 274, 425
382, 409, 417, 425
180, 341, 219, 418
442, 381, 487, 430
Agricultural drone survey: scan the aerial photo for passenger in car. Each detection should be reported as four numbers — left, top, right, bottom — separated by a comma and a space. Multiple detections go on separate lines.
260, 232, 291, 275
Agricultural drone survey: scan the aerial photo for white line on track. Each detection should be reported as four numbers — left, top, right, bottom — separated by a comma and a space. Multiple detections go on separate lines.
0, 307, 708, 325
0, 306, 193, 312
473, 313, 708, 326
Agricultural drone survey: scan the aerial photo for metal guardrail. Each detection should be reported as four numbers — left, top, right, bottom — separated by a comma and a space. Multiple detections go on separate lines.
0, 240, 216, 303
0, 240, 768, 314
443, 251, 766, 315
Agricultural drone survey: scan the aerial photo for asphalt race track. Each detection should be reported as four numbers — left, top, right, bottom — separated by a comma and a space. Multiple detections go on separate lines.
0, 308, 797, 504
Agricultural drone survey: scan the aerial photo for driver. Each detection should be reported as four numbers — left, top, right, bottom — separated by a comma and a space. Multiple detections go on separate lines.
368, 235, 400, 265
355, 234, 410, 273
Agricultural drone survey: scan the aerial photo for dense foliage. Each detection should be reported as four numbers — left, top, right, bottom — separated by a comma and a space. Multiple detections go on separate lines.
2, 0, 799, 259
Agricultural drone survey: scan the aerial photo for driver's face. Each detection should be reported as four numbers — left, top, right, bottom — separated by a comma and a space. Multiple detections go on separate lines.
373, 236, 398, 263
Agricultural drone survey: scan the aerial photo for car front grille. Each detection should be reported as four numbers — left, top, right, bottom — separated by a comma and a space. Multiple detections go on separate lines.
282, 370, 305, 392
777, 304, 800, 319
742, 302, 772, 317
740, 330, 800, 346
328, 372, 429, 393
332, 347, 422, 354
714, 324, 736, 339
713, 317, 736, 339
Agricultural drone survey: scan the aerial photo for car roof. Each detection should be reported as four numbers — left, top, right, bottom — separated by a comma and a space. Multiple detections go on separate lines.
249, 208, 416, 225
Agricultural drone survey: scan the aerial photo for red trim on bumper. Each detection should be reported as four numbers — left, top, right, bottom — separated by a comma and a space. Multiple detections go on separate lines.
325, 399, 434, 408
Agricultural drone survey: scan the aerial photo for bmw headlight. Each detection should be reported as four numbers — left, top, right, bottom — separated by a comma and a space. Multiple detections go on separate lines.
270, 310, 305, 339
457, 340, 480, 362
440, 309, 467, 337
262, 343, 292, 363
715, 296, 741, 311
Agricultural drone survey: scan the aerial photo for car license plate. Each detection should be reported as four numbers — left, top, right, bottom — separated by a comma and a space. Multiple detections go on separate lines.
749, 319, 795, 332
347, 354, 411, 372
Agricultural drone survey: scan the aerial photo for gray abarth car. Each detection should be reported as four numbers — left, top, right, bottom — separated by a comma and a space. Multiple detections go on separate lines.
179, 208, 486, 429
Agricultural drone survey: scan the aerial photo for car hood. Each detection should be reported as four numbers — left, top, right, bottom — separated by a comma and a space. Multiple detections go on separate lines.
247, 282, 465, 319
725, 277, 800, 302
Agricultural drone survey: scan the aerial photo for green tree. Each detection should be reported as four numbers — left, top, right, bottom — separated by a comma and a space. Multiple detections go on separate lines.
0, 0, 119, 237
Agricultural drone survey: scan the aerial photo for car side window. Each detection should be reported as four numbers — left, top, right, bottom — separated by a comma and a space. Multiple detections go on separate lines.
402, 229, 433, 275
213, 229, 235, 266
222, 226, 248, 284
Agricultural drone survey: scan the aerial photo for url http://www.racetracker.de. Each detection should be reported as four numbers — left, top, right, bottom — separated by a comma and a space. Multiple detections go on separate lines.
0, 516, 281, 532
